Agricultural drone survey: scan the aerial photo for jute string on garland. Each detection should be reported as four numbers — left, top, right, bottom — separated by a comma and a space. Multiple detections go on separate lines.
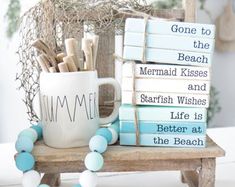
116, 8, 172, 146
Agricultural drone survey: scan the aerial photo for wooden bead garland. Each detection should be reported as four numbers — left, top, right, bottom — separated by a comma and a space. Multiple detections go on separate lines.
14, 122, 119, 187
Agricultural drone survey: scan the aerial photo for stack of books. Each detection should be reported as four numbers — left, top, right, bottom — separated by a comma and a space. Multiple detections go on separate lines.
119, 18, 215, 148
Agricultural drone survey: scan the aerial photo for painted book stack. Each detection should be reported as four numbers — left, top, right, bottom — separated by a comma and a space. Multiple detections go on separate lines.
119, 18, 215, 148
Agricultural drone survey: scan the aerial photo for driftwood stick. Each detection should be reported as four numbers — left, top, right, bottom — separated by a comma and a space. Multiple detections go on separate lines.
82, 38, 93, 70
63, 56, 77, 72
56, 52, 66, 63
49, 67, 57, 73
32, 39, 58, 71
58, 62, 69, 72
36, 55, 50, 72
65, 38, 81, 70
91, 35, 99, 69
40, 54, 51, 69
183, 0, 196, 22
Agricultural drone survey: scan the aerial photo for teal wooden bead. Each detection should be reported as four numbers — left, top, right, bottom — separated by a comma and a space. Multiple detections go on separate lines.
15, 152, 35, 172
72, 185, 82, 187
112, 119, 119, 126
15, 136, 34, 153
37, 122, 43, 128
89, 135, 107, 153
18, 128, 38, 143
84, 152, 104, 172
31, 125, 43, 140
95, 128, 112, 143
38, 185, 50, 187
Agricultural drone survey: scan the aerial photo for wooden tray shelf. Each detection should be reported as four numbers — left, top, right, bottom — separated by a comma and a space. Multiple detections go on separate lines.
32, 136, 225, 187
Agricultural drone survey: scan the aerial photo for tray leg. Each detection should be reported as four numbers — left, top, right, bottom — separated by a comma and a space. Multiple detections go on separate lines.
181, 171, 186, 183
41, 173, 61, 186
181, 170, 198, 187
198, 158, 216, 187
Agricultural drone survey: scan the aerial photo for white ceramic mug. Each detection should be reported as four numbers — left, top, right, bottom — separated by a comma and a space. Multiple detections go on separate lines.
40, 71, 121, 148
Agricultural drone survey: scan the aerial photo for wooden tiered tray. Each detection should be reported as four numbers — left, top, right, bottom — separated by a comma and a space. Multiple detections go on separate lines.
32, 136, 225, 187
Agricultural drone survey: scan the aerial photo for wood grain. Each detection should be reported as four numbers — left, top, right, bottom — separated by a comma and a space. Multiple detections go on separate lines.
32, 39, 58, 71
181, 170, 199, 187
65, 38, 81, 70
56, 53, 66, 63
63, 56, 77, 72
32, 136, 224, 187
199, 158, 216, 187
183, 0, 196, 22
41, 173, 61, 187
33, 136, 224, 163
58, 62, 69, 72
152, 9, 185, 21
35, 159, 202, 173
56, 8, 185, 22
95, 29, 115, 112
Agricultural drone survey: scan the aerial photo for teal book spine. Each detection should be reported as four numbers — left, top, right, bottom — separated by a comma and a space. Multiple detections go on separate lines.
120, 121, 206, 135
119, 105, 207, 122
120, 133, 206, 148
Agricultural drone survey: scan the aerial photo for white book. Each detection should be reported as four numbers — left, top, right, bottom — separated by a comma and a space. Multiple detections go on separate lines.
122, 78, 210, 94
125, 18, 215, 39
122, 62, 211, 80
122, 91, 209, 108
124, 32, 215, 53
123, 46, 212, 66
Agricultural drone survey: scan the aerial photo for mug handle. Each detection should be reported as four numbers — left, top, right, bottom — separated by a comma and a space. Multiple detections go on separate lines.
97, 78, 121, 125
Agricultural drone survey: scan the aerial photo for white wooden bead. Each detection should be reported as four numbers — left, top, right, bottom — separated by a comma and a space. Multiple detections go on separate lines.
80, 170, 98, 187
22, 170, 41, 187
108, 127, 118, 145
28, 128, 38, 142
18, 128, 38, 143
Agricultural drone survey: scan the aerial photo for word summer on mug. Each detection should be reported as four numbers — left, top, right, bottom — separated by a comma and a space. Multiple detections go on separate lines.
40, 71, 121, 148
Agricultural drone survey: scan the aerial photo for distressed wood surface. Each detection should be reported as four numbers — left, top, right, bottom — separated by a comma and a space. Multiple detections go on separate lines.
181, 170, 199, 187
95, 29, 115, 116
33, 136, 224, 163
183, 0, 196, 22
55, 8, 185, 22
35, 159, 202, 173
199, 158, 216, 187
152, 9, 185, 20
41, 173, 61, 186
